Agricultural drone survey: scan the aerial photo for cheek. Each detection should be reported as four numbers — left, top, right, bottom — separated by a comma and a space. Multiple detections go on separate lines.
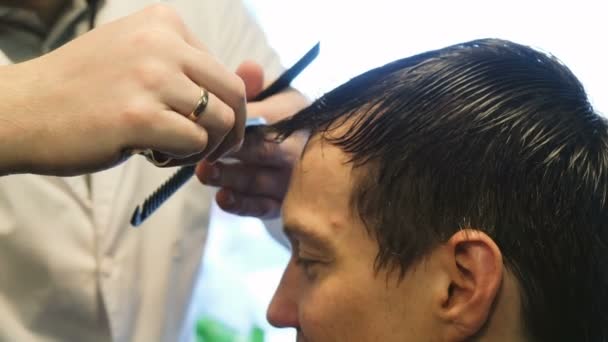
298, 284, 343, 339
298, 276, 375, 339
297, 269, 430, 342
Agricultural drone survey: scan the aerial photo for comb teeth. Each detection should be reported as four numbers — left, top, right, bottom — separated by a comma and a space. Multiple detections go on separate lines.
130, 121, 268, 227
131, 165, 196, 226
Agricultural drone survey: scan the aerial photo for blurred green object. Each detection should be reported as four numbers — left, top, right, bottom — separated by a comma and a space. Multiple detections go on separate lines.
249, 326, 265, 342
196, 316, 265, 342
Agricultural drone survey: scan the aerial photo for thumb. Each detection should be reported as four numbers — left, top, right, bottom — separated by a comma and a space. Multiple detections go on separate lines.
236, 60, 265, 100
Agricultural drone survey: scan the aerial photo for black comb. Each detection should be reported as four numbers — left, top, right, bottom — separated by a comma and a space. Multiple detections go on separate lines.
131, 42, 320, 227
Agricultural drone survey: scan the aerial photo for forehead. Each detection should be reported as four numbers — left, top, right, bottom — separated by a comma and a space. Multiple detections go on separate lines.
283, 136, 358, 238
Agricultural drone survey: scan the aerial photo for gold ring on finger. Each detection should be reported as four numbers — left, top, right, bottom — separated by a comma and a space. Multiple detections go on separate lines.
188, 87, 209, 121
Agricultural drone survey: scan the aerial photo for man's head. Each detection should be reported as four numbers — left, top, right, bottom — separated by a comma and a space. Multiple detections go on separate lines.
267, 38, 608, 341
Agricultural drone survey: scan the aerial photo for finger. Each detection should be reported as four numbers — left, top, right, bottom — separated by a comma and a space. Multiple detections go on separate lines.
196, 161, 289, 199
154, 77, 235, 164
246, 88, 310, 123
161, 74, 202, 116
182, 48, 245, 118
182, 47, 246, 160
216, 188, 282, 219
153, 90, 237, 167
226, 133, 287, 166
236, 60, 265, 100
131, 109, 207, 158
194, 91, 236, 157
205, 127, 244, 162
244, 100, 268, 119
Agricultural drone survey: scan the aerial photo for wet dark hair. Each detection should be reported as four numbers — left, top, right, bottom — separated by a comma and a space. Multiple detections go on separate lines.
270, 38, 608, 341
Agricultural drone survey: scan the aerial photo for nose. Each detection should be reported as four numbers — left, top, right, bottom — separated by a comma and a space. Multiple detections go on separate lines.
267, 260, 300, 328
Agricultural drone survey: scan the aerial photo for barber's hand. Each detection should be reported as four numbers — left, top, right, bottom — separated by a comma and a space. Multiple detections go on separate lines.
0, 4, 245, 176
196, 61, 309, 219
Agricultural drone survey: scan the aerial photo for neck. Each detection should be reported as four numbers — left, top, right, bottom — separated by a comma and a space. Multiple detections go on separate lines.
2, 0, 70, 26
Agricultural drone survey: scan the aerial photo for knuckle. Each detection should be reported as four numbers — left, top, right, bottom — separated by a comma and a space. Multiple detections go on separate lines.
190, 130, 208, 153
219, 106, 236, 133
145, 4, 182, 27
130, 28, 165, 50
133, 59, 168, 91
120, 98, 154, 130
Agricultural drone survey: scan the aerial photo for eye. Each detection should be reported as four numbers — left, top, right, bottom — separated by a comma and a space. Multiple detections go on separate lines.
295, 256, 320, 281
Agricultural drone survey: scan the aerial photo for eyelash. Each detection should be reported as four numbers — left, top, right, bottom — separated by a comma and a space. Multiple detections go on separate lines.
295, 256, 320, 280
295, 256, 317, 268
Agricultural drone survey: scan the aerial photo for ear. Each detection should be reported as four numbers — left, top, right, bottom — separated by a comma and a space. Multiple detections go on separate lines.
436, 229, 503, 340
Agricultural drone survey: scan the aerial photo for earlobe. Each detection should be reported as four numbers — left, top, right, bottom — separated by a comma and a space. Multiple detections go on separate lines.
438, 229, 503, 340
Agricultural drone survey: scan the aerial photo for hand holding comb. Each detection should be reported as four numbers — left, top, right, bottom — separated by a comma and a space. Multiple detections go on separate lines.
131, 42, 320, 227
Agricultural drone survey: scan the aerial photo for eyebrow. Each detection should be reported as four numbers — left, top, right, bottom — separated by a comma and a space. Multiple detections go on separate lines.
283, 222, 333, 252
